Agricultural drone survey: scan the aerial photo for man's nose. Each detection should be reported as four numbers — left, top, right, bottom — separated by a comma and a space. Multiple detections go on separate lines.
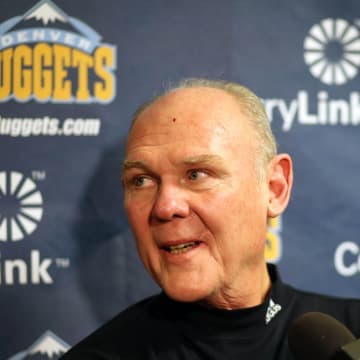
151, 184, 190, 221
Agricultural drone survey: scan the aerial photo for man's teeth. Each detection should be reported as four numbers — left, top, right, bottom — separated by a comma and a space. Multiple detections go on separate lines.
166, 242, 199, 254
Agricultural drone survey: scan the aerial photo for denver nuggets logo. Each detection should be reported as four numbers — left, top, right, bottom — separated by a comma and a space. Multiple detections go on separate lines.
0, 0, 116, 103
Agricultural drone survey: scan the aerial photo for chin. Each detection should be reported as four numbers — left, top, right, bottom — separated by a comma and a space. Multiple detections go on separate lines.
163, 283, 210, 303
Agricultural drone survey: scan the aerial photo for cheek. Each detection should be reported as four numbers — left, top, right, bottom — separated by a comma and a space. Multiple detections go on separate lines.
193, 191, 241, 247
125, 199, 158, 268
202, 184, 268, 242
124, 196, 152, 235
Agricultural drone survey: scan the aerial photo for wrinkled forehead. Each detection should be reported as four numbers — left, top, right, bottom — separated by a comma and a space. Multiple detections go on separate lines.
126, 87, 255, 150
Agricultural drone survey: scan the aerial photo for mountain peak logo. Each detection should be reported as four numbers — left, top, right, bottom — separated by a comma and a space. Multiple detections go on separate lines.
25, 1, 66, 25
0, 0, 116, 103
0, 171, 43, 242
7, 330, 70, 359
304, 18, 360, 85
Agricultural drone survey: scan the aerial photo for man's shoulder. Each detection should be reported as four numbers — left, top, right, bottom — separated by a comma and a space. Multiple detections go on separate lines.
280, 281, 360, 336
111, 292, 166, 324
87, 294, 172, 336
284, 281, 360, 308
61, 293, 170, 359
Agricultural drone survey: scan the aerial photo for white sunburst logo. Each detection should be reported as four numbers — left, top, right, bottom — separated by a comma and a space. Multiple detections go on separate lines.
304, 18, 360, 85
0, 171, 43, 242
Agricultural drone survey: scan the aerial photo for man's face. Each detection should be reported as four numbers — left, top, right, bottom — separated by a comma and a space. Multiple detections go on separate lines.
122, 87, 271, 308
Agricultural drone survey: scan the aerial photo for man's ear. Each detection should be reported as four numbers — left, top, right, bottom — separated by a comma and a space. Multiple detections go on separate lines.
267, 154, 293, 218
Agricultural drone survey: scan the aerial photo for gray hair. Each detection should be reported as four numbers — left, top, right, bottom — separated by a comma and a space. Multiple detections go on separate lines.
131, 78, 277, 173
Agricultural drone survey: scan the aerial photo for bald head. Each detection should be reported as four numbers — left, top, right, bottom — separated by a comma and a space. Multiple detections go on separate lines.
130, 79, 277, 174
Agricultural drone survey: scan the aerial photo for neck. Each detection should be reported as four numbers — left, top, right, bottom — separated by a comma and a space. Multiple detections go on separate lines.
201, 263, 271, 310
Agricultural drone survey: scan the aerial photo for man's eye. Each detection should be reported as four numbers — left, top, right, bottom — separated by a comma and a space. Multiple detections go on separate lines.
187, 169, 207, 181
133, 176, 151, 187
122, 174, 156, 190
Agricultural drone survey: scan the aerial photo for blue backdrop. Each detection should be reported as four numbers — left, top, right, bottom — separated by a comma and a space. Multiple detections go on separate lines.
1, 0, 360, 358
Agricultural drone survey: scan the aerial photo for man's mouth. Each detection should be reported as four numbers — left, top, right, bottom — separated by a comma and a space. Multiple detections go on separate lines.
162, 241, 202, 255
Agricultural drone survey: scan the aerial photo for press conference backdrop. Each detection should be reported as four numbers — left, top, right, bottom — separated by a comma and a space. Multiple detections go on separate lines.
0, 0, 359, 357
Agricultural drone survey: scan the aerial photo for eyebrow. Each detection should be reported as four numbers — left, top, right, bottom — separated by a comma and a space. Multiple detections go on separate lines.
122, 160, 151, 172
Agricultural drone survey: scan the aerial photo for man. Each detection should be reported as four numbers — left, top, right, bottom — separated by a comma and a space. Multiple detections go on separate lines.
62, 79, 360, 359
